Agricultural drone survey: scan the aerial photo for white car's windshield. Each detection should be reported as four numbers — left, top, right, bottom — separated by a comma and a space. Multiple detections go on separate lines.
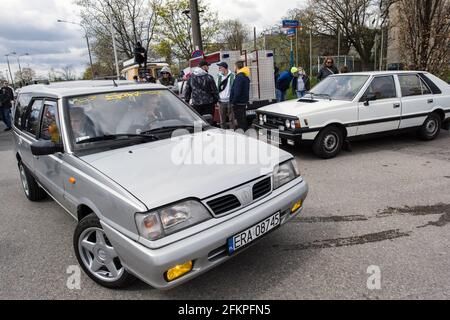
309, 75, 370, 101
65, 89, 205, 148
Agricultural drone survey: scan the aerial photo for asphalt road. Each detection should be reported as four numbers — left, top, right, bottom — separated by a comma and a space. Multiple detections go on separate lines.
0, 123, 449, 300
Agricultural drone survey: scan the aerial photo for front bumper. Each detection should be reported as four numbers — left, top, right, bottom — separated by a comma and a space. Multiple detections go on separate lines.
253, 123, 303, 143
101, 178, 308, 289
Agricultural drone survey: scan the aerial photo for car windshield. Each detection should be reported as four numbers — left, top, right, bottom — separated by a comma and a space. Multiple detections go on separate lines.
309, 75, 370, 101
64, 89, 204, 149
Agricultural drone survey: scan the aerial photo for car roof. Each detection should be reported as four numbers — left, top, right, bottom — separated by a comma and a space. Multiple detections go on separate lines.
332, 71, 429, 77
18, 80, 166, 98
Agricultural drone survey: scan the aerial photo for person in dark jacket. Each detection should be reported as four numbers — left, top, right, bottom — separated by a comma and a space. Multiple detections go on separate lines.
229, 61, 250, 131
134, 42, 147, 68
184, 60, 219, 117
291, 67, 311, 98
317, 57, 339, 82
0, 81, 14, 131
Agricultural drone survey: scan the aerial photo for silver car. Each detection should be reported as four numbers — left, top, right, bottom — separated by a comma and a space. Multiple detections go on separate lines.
11, 81, 308, 289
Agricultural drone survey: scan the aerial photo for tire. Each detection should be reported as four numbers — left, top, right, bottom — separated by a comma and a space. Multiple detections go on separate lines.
312, 125, 344, 159
74, 213, 136, 289
18, 162, 47, 201
417, 113, 441, 141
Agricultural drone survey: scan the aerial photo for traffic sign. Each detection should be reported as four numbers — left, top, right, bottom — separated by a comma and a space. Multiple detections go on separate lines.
191, 50, 204, 58
287, 28, 296, 38
282, 20, 301, 29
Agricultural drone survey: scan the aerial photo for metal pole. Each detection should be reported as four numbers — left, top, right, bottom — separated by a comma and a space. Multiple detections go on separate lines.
380, 28, 384, 71
374, 35, 377, 71
254, 27, 257, 50
337, 26, 340, 68
295, 28, 299, 66
189, 0, 203, 51
309, 28, 313, 80
82, 26, 95, 79
109, 10, 121, 79
5, 55, 15, 88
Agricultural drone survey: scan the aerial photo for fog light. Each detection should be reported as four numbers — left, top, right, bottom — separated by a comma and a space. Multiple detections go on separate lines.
291, 200, 303, 213
165, 261, 193, 282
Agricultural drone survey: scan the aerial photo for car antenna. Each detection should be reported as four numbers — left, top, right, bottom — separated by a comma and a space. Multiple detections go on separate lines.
112, 79, 118, 87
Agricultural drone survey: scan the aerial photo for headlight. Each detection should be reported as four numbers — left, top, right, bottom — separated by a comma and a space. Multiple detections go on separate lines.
135, 200, 211, 241
273, 160, 300, 189
263, 115, 267, 123
285, 119, 291, 129
291, 120, 296, 129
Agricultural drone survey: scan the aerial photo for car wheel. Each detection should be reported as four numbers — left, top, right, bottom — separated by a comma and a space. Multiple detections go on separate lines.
74, 213, 136, 289
418, 113, 441, 141
312, 125, 344, 159
18, 162, 47, 201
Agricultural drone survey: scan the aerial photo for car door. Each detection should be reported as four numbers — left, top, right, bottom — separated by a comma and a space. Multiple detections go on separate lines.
19, 99, 44, 171
357, 75, 401, 135
33, 99, 65, 204
398, 74, 434, 129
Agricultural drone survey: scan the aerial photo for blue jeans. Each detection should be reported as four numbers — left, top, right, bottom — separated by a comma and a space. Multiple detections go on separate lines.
1, 108, 12, 129
276, 89, 286, 102
296, 91, 307, 98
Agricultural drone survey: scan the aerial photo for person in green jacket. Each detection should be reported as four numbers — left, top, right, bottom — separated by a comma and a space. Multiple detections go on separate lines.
216, 62, 235, 129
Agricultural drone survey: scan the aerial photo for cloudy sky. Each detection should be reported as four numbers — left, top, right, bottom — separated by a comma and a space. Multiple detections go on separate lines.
0, 0, 305, 81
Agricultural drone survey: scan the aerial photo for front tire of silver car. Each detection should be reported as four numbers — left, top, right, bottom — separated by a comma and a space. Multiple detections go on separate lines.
18, 162, 47, 201
74, 213, 136, 289
418, 113, 441, 141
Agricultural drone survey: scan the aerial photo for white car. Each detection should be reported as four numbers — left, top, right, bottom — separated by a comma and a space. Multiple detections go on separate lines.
255, 71, 450, 158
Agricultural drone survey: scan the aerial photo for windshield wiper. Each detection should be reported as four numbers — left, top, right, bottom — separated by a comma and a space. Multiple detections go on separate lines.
140, 124, 209, 135
76, 134, 159, 144
312, 93, 332, 100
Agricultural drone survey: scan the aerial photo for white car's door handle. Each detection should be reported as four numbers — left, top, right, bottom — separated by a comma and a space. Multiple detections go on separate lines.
427, 99, 434, 104
393, 103, 401, 109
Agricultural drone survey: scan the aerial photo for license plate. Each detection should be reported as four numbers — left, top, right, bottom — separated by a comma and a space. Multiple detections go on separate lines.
228, 212, 281, 254
268, 133, 280, 144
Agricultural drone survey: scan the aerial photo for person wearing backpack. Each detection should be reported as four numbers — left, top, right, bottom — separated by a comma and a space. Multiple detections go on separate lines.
216, 62, 235, 129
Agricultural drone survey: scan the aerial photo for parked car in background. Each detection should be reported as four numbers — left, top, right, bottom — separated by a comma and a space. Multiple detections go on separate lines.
11, 81, 308, 289
255, 71, 450, 159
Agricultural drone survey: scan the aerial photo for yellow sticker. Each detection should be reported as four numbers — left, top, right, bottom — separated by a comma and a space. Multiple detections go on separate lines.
69, 96, 97, 105
104, 91, 161, 101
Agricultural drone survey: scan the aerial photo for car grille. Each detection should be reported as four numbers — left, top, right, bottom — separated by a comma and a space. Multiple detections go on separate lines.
264, 114, 286, 129
207, 195, 241, 215
252, 177, 272, 201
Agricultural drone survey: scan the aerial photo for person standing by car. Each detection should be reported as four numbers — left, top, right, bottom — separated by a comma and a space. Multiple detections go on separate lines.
0, 81, 14, 131
318, 57, 339, 82
216, 62, 235, 129
230, 61, 250, 131
184, 59, 219, 117
158, 66, 175, 87
292, 67, 310, 99
275, 68, 295, 102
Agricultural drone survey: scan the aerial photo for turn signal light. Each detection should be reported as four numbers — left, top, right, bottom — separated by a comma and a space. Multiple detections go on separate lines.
291, 200, 303, 213
165, 261, 193, 282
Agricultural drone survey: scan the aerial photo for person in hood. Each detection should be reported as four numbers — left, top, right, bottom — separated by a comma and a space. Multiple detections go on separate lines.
229, 61, 250, 131
275, 68, 295, 102
158, 66, 175, 87
184, 59, 219, 117
216, 61, 235, 129
291, 67, 310, 98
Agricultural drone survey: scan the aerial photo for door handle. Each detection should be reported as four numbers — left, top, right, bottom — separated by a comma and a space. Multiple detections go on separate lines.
427, 99, 434, 104
393, 103, 401, 109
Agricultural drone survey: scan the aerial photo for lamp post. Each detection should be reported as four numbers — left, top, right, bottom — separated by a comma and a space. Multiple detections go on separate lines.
57, 19, 95, 79
5, 52, 16, 88
16, 53, 29, 85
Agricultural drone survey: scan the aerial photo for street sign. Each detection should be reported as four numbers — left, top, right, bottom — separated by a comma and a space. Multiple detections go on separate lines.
287, 28, 296, 38
191, 50, 204, 58
282, 20, 300, 29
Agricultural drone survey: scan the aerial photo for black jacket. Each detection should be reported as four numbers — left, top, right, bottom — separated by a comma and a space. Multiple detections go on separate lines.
292, 75, 311, 95
0, 86, 14, 109
230, 71, 250, 105
184, 68, 219, 106
317, 66, 339, 81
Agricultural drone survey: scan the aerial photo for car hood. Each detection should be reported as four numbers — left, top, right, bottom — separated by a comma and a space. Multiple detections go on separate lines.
80, 130, 292, 210
258, 98, 352, 118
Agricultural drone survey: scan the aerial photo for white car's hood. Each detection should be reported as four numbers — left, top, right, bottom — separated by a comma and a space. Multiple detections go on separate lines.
258, 98, 352, 117
80, 130, 291, 210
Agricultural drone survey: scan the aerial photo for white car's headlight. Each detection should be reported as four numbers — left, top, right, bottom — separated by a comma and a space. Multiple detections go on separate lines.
273, 160, 300, 189
135, 200, 212, 241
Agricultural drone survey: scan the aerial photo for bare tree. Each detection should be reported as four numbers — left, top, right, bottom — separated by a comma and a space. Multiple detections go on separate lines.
15, 68, 36, 83
60, 66, 77, 81
220, 19, 249, 51
397, 0, 450, 77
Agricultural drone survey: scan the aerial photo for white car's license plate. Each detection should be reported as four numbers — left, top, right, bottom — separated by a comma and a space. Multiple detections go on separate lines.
228, 212, 281, 254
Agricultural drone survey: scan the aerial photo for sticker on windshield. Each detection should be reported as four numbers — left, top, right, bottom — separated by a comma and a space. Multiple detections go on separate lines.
69, 96, 97, 106
104, 91, 161, 101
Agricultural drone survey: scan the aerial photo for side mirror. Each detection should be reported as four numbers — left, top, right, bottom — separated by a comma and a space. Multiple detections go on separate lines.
31, 140, 64, 156
202, 114, 214, 125
363, 93, 377, 106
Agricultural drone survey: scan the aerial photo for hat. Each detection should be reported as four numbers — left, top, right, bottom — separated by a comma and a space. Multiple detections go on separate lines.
217, 61, 228, 69
161, 66, 172, 74
198, 59, 210, 67
291, 67, 299, 74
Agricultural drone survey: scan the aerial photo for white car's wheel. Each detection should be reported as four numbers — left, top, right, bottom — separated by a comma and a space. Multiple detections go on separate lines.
418, 113, 441, 141
312, 125, 344, 159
